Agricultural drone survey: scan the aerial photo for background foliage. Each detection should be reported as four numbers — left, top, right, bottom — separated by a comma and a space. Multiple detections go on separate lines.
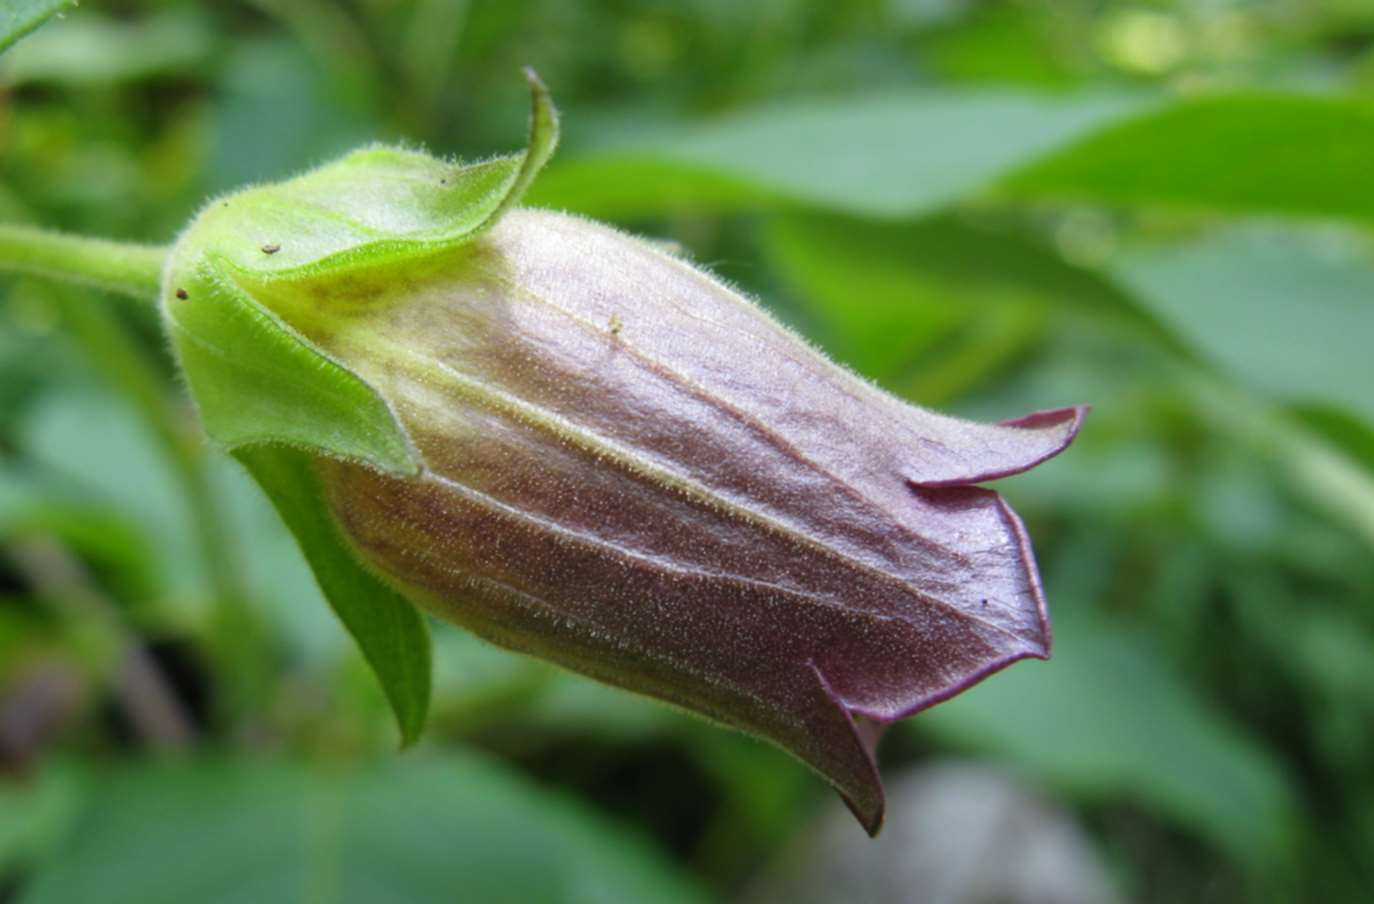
3, 1, 1373, 901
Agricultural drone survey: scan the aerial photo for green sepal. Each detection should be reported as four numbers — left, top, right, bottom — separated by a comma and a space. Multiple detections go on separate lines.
169, 262, 419, 474
236, 444, 432, 747
175, 68, 557, 283
161, 69, 558, 473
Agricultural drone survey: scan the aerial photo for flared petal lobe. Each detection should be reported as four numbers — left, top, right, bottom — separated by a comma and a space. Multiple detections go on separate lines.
268, 210, 1081, 834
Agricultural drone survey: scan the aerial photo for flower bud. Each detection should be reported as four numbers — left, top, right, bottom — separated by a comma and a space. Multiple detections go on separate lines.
160, 73, 1083, 834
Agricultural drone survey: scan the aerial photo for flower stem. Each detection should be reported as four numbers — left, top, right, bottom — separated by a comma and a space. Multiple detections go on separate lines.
0, 223, 167, 302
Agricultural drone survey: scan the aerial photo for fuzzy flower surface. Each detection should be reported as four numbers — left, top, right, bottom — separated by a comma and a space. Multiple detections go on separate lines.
159, 73, 1084, 833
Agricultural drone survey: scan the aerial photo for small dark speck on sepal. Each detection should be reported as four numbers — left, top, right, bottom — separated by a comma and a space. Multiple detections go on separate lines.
261, 243, 281, 255
175, 288, 189, 300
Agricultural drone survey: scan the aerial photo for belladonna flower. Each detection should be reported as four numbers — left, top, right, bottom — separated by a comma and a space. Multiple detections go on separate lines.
159, 72, 1084, 834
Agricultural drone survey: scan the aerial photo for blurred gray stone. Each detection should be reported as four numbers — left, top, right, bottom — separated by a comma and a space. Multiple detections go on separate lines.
742, 761, 1122, 904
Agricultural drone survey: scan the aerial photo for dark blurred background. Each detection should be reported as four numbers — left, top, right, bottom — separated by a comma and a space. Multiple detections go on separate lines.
3, 1, 1374, 901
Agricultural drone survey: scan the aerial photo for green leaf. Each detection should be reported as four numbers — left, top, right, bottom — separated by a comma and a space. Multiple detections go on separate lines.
528, 90, 1142, 219
529, 156, 784, 221
1185, 380, 1374, 554
0, 0, 73, 56
762, 214, 974, 381
204, 37, 375, 195
533, 91, 1374, 228
1005, 94, 1374, 224
1111, 226, 1374, 426
235, 445, 432, 747
9, 385, 355, 666
0, 761, 82, 876
917, 608, 1297, 865
16, 389, 201, 596
18, 755, 708, 904
0, 11, 212, 84
1293, 405, 1374, 475
762, 211, 1183, 390
162, 69, 558, 473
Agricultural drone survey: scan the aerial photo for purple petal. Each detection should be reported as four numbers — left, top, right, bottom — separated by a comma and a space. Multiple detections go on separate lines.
906, 406, 1088, 488
291, 209, 1082, 835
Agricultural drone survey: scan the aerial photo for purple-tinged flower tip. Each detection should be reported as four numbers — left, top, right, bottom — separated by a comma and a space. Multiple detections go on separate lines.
827, 485, 1059, 834
903, 404, 1089, 489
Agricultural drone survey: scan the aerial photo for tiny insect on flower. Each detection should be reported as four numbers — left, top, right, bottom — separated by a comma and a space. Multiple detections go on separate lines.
159, 71, 1084, 834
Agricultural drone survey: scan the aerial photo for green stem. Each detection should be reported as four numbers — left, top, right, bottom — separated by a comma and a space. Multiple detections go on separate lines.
0, 223, 167, 301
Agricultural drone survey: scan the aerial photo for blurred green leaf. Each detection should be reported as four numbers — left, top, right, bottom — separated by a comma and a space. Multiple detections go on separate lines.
1005, 94, 1374, 223
0, 12, 213, 85
917, 608, 1298, 866
17, 389, 201, 596
206, 37, 377, 194
1112, 226, 1374, 426
762, 213, 973, 380
10, 384, 345, 660
0, 762, 83, 876
918, 1, 1086, 87
19, 755, 707, 904
530, 91, 1142, 219
429, 626, 561, 733
209, 457, 344, 665
1188, 380, 1374, 553
1293, 405, 1374, 475
236, 445, 432, 748
0, 0, 72, 56
762, 212, 1182, 392
535, 92, 1374, 228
